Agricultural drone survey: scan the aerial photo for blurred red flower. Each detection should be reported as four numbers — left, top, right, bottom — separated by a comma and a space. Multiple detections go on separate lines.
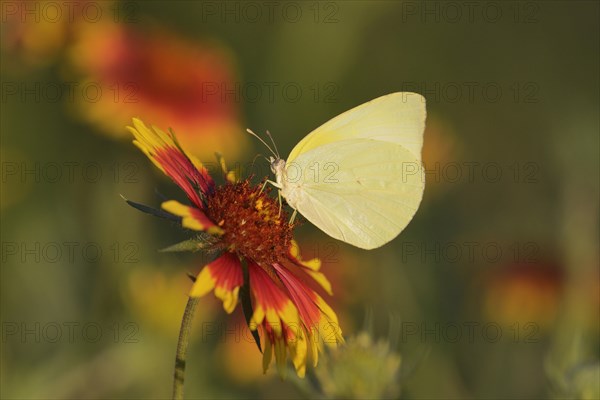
69, 23, 248, 160
483, 262, 565, 329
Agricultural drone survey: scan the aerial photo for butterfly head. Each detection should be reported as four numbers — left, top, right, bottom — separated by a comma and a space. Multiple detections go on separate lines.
269, 156, 284, 172
246, 128, 285, 184
269, 156, 286, 185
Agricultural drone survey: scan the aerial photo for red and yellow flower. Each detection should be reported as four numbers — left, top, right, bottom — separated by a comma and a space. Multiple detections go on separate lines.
127, 118, 343, 377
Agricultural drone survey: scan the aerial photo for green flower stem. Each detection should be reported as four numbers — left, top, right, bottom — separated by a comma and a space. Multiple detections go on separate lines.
172, 296, 200, 400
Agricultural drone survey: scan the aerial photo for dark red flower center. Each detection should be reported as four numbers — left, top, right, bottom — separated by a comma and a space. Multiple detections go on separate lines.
205, 180, 294, 266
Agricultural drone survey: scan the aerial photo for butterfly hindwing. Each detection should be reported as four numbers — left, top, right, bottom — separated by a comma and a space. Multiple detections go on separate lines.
282, 139, 424, 249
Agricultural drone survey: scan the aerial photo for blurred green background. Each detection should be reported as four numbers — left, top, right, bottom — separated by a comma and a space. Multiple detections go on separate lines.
1, 1, 598, 399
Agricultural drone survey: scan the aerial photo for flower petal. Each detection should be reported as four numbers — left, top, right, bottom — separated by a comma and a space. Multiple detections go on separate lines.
288, 240, 333, 295
274, 335, 288, 377
247, 261, 299, 336
314, 293, 344, 346
215, 152, 238, 183
162, 200, 223, 235
272, 263, 323, 327
303, 270, 332, 296
286, 324, 308, 378
189, 252, 243, 314
262, 334, 273, 373
272, 262, 343, 367
128, 118, 214, 208
288, 240, 321, 271
260, 320, 309, 377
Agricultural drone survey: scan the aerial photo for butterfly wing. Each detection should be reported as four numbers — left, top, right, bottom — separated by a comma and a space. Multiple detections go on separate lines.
282, 139, 424, 249
287, 92, 425, 165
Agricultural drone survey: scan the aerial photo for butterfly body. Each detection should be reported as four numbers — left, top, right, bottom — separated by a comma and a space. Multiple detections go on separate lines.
270, 157, 304, 211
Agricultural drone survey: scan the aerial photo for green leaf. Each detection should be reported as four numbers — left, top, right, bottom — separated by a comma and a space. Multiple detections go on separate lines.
186, 272, 197, 283
160, 238, 209, 253
121, 195, 181, 222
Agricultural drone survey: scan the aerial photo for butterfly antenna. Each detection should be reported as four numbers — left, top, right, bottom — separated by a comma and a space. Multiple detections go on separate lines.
249, 153, 268, 175
246, 128, 277, 158
265, 130, 280, 158
251, 152, 264, 166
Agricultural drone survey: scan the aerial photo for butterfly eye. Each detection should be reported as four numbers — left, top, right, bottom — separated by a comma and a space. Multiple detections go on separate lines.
269, 157, 280, 174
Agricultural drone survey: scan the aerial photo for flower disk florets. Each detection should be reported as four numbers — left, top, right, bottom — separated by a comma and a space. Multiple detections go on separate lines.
206, 179, 295, 266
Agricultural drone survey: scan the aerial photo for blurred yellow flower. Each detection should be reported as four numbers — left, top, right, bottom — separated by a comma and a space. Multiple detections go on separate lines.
123, 267, 218, 338
216, 314, 272, 384
1, 0, 108, 70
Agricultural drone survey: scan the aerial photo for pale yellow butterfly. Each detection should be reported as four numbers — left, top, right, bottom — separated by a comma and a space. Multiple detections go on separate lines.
252, 92, 426, 250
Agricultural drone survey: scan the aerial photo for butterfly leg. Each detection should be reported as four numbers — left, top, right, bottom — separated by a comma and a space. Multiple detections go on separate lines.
258, 179, 284, 217
259, 179, 280, 195
277, 189, 283, 217
289, 209, 297, 225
